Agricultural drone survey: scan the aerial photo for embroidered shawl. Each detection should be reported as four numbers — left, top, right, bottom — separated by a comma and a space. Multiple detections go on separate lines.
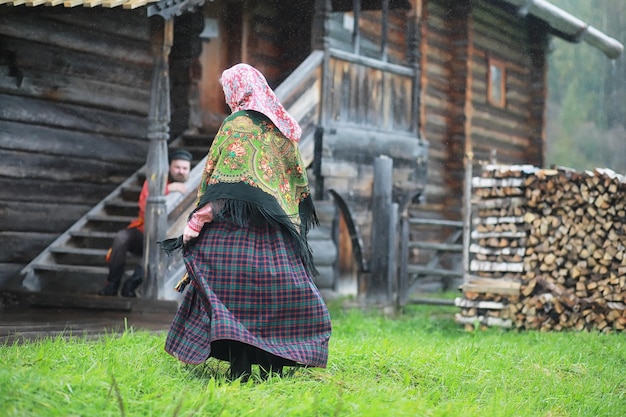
161, 110, 318, 277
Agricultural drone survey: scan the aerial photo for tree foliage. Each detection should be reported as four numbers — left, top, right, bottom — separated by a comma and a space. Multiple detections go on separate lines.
546, 0, 626, 171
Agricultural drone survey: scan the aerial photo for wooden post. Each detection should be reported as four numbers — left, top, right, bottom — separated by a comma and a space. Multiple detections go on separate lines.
462, 152, 473, 283
143, 18, 173, 300
397, 210, 409, 308
368, 155, 393, 305
381, 0, 389, 62
312, 0, 332, 122
407, 0, 423, 135
388, 202, 398, 310
352, 0, 361, 55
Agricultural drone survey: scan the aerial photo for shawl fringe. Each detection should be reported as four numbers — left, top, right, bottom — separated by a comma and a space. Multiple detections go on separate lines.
159, 182, 320, 281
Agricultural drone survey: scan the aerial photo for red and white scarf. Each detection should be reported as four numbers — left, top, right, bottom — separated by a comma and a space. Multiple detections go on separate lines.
220, 63, 302, 142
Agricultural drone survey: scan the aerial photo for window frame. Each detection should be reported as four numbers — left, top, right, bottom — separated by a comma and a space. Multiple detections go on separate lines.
487, 57, 506, 108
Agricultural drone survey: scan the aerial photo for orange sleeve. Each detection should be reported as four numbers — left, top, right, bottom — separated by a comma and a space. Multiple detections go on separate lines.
137, 181, 149, 222
129, 180, 169, 231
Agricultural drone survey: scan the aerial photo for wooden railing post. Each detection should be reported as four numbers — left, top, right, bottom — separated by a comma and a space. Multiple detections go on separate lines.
143, 18, 173, 300
397, 210, 410, 308
368, 155, 394, 305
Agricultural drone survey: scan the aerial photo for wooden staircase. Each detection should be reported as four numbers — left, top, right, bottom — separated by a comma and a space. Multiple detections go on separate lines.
19, 132, 211, 297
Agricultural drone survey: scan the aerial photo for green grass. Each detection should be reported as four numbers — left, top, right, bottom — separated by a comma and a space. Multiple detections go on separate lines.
1, 300, 625, 417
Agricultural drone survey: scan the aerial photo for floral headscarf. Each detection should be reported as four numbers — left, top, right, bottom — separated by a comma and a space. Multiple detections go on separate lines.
220, 63, 302, 142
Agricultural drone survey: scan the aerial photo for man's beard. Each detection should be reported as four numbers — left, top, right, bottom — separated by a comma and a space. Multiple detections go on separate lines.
170, 173, 188, 183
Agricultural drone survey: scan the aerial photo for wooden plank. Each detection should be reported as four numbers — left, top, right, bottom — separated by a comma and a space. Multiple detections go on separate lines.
0, 120, 148, 163
0, 149, 137, 183
470, 230, 526, 239
407, 265, 463, 277
460, 277, 521, 295
409, 218, 463, 227
454, 313, 513, 328
470, 260, 524, 272
0, 263, 23, 283
44, 8, 150, 41
0, 201, 91, 233
1, 36, 151, 88
324, 127, 425, 164
454, 297, 506, 310
0, 71, 149, 114
481, 164, 537, 173
0, 177, 116, 205
0, 232, 57, 263
474, 197, 526, 209
472, 177, 525, 188
0, 13, 152, 65
30, 293, 132, 311
405, 297, 456, 306
469, 244, 525, 256
472, 216, 524, 225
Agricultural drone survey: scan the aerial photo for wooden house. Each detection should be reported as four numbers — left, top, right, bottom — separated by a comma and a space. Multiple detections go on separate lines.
0, 0, 622, 310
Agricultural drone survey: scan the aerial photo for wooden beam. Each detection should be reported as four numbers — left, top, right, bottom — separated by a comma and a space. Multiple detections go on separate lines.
143, 17, 172, 300
367, 156, 394, 305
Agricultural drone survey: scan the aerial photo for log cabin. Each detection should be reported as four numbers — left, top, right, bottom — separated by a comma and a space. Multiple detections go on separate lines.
0, 0, 622, 311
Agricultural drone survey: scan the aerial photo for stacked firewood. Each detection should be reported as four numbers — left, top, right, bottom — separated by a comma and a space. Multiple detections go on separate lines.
457, 165, 626, 332
456, 165, 535, 330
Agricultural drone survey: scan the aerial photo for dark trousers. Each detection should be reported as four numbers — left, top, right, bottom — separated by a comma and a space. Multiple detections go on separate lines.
107, 227, 143, 284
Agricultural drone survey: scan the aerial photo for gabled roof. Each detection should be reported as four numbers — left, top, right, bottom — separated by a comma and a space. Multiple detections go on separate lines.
502, 0, 623, 59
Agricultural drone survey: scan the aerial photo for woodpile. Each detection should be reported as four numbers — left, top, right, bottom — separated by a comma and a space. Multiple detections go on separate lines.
456, 165, 626, 332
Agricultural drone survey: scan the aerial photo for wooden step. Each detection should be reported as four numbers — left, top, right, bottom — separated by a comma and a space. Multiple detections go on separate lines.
69, 231, 117, 249
85, 214, 135, 232
104, 199, 139, 217
49, 247, 140, 267
119, 185, 142, 201
30, 264, 132, 294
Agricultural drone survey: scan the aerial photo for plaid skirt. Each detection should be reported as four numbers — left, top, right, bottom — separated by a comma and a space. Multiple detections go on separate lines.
164, 220, 332, 367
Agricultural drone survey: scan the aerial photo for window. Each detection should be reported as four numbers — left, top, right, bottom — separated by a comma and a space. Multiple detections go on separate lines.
488, 58, 506, 107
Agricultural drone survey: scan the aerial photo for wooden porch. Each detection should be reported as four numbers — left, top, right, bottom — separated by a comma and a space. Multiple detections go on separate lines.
0, 290, 178, 345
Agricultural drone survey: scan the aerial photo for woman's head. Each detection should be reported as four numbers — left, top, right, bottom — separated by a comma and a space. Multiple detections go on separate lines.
219, 63, 302, 142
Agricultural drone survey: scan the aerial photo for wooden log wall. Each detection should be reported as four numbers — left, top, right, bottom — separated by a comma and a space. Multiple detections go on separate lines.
409, 0, 548, 283
0, 8, 152, 285
327, 55, 413, 132
469, 0, 546, 166
458, 164, 626, 333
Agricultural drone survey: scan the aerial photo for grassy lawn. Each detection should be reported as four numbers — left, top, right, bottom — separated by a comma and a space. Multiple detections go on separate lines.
1, 298, 625, 417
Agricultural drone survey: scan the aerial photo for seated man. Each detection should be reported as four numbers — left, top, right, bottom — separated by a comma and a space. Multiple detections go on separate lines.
98, 149, 193, 297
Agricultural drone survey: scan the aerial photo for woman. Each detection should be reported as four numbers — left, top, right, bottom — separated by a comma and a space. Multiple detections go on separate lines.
161, 64, 332, 381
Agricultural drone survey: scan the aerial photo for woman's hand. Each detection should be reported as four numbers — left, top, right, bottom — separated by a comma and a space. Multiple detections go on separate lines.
183, 203, 212, 244
183, 224, 199, 244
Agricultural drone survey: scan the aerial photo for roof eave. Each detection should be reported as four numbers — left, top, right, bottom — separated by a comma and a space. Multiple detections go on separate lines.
502, 0, 623, 59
